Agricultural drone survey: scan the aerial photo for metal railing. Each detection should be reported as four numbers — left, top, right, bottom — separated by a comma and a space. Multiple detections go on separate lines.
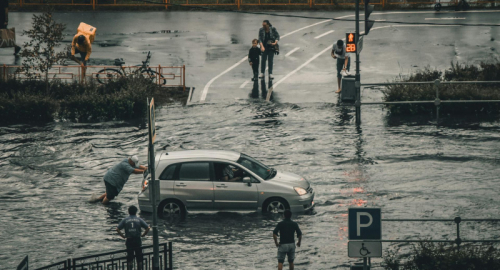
362, 217, 500, 249
34, 242, 173, 270
346, 80, 500, 125
8, 0, 500, 9
1, 64, 186, 91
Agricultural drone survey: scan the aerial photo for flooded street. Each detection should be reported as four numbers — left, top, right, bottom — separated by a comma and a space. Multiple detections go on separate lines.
2, 100, 500, 269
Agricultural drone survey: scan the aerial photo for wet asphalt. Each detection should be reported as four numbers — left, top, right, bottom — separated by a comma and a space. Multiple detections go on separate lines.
1, 9, 500, 270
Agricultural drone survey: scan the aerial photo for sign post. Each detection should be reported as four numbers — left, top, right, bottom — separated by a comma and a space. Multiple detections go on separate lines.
17, 255, 28, 270
147, 98, 160, 270
348, 208, 382, 270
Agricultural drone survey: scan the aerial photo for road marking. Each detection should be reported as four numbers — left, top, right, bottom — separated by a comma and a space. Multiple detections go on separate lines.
425, 17, 466, 20
201, 19, 338, 102
266, 24, 462, 101
240, 80, 251, 88
314, 30, 335, 39
285, 47, 300, 57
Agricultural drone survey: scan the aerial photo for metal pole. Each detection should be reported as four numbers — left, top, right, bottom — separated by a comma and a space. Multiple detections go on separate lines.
355, 0, 361, 125
363, 257, 368, 270
148, 98, 160, 270
434, 79, 440, 126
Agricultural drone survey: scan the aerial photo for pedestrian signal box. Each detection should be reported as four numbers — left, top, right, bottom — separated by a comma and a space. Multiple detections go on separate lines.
346, 32, 356, 53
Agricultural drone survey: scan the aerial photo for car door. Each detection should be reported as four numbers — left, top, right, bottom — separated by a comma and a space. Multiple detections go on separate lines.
173, 162, 214, 210
213, 162, 259, 211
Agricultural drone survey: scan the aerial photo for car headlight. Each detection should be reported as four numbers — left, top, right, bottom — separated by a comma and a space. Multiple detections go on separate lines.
142, 179, 149, 191
294, 187, 307, 196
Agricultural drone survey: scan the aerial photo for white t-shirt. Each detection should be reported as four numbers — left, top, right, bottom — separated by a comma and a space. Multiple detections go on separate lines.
332, 44, 350, 60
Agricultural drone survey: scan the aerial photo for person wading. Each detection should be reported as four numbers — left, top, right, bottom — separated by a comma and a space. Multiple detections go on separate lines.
331, 39, 351, 93
117, 205, 150, 270
273, 209, 302, 270
93, 156, 148, 204
259, 20, 280, 80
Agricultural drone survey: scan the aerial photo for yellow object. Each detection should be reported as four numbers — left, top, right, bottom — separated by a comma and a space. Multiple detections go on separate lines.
77, 22, 96, 43
71, 22, 96, 62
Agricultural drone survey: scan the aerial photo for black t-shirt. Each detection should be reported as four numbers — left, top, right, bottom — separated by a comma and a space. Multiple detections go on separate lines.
0, 0, 8, 24
264, 31, 272, 49
248, 47, 261, 62
273, 218, 302, 244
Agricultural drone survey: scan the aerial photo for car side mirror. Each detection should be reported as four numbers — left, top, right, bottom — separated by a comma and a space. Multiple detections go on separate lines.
243, 177, 252, 186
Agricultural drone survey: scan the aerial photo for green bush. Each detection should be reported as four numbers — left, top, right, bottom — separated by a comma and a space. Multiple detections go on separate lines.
384, 243, 500, 270
0, 76, 187, 125
382, 62, 500, 116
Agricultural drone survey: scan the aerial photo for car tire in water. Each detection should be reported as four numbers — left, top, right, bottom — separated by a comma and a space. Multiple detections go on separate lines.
141, 70, 166, 85
263, 198, 289, 214
158, 199, 186, 218
96, 68, 122, 84
434, 3, 442, 11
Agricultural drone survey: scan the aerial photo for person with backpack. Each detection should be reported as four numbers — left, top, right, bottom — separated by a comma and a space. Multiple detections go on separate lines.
258, 20, 280, 80
331, 39, 351, 93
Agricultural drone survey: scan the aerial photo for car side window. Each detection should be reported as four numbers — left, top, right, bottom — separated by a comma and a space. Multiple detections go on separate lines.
214, 162, 250, 182
178, 162, 210, 181
159, 164, 177, 180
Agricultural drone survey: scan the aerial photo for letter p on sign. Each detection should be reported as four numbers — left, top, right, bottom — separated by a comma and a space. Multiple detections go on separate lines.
348, 208, 381, 240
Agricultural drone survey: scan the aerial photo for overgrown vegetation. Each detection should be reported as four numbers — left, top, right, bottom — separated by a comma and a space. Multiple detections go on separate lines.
382, 62, 500, 116
383, 242, 500, 270
0, 76, 188, 125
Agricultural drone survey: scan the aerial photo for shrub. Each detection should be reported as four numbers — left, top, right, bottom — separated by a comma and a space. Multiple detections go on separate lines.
383, 242, 500, 270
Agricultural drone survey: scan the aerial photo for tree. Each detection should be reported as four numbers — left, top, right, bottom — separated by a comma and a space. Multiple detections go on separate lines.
20, 9, 67, 91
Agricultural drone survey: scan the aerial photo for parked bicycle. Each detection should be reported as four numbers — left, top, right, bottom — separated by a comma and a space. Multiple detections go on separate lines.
95, 51, 166, 85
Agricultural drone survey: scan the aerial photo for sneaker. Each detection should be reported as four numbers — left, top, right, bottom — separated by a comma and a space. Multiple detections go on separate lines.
269, 74, 274, 80
14, 46, 21, 55
259, 73, 264, 79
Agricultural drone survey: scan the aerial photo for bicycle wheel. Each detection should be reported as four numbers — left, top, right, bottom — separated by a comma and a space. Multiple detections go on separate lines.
141, 70, 166, 85
96, 68, 122, 84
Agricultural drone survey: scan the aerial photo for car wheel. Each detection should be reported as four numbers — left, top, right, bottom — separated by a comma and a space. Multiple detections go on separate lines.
158, 200, 186, 218
263, 198, 289, 214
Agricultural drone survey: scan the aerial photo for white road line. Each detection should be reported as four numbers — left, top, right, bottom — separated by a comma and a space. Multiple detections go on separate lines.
425, 17, 466, 20
285, 47, 300, 57
239, 80, 251, 88
314, 30, 335, 39
201, 19, 337, 102
266, 24, 462, 100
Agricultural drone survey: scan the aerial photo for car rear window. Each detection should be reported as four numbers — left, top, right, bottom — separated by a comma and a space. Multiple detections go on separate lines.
179, 162, 210, 181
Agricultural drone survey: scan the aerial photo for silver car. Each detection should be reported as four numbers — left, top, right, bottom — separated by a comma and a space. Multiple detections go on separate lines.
138, 150, 315, 217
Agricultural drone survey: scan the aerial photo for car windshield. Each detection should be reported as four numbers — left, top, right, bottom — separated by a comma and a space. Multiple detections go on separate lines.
237, 154, 273, 180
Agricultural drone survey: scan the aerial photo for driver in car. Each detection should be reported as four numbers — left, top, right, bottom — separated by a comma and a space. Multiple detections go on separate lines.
222, 165, 244, 182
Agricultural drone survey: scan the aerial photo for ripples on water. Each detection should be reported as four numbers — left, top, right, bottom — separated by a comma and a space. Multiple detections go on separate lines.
1, 101, 500, 269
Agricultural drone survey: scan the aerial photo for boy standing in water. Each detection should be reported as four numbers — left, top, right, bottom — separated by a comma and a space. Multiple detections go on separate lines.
248, 39, 261, 81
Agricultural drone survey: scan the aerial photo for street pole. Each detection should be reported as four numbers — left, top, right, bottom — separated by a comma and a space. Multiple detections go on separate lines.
363, 257, 368, 270
355, 0, 361, 125
148, 98, 160, 270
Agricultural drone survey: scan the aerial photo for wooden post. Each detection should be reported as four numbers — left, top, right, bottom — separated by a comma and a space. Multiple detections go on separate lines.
309, 0, 312, 8
237, 0, 241, 10
93, 0, 96, 10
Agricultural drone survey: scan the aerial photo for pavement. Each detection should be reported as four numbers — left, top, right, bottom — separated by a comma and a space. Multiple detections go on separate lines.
1, 10, 499, 105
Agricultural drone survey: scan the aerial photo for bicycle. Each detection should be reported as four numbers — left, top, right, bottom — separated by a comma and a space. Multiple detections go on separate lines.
95, 51, 166, 85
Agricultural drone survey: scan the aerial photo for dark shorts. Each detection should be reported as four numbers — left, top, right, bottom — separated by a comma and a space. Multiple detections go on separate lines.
104, 180, 119, 200
74, 48, 87, 62
336, 57, 351, 78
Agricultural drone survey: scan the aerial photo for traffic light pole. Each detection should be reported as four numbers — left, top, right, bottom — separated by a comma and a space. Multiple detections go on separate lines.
355, 0, 361, 125
147, 98, 160, 270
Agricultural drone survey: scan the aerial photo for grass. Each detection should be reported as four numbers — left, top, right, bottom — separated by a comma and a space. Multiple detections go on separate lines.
381, 62, 500, 116
383, 242, 500, 270
0, 76, 188, 125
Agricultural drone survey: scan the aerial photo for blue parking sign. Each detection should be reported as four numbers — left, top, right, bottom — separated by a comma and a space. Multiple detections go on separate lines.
348, 208, 381, 240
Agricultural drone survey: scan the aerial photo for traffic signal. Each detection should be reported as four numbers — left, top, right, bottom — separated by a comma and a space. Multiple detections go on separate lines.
346, 32, 356, 53
365, 0, 375, 35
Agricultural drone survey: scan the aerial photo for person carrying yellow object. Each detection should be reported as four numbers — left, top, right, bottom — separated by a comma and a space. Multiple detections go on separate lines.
71, 34, 92, 65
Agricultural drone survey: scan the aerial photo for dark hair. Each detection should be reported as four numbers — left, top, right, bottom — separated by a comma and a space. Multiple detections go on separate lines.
263, 20, 272, 27
252, 39, 258, 43
77, 35, 85, 45
128, 205, 138, 215
337, 39, 344, 47
284, 209, 292, 219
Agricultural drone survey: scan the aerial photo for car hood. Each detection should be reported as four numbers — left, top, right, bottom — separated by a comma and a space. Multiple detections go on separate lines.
271, 171, 310, 189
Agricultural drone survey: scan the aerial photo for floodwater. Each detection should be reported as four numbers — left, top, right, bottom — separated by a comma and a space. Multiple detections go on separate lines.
2, 9, 500, 270
2, 100, 500, 269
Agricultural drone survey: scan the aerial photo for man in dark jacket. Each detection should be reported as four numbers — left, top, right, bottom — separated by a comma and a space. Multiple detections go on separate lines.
273, 209, 302, 270
258, 20, 280, 80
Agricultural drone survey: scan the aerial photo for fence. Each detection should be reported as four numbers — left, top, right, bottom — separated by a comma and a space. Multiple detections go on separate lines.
34, 242, 173, 270
1, 64, 186, 90
363, 217, 500, 248
8, 0, 500, 9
